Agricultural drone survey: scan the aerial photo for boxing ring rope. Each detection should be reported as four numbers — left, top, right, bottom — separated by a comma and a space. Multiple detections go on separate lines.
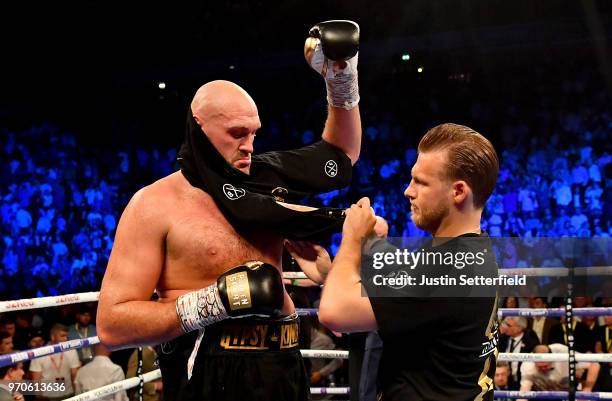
0, 292, 101, 312
0, 336, 100, 367
499, 307, 612, 317
308, 389, 612, 398
498, 352, 612, 363
493, 391, 612, 400
301, 349, 349, 359
498, 266, 612, 277
55, 381, 612, 401
0, 336, 351, 368
298, 307, 612, 318
310, 387, 350, 395
63, 370, 162, 401
3, 332, 612, 368
4, 291, 612, 320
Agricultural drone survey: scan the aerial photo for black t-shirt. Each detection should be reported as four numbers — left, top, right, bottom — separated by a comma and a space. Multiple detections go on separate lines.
548, 320, 595, 352
180, 113, 353, 240
595, 325, 611, 353
369, 232, 499, 401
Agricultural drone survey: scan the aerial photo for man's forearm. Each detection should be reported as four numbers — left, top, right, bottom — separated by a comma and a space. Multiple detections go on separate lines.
97, 300, 183, 349
325, 236, 362, 291
322, 106, 361, 165
517, 382, 533, 401
583, 363, 600, 391
319, 236, 363, 326
319, 358, 343, 377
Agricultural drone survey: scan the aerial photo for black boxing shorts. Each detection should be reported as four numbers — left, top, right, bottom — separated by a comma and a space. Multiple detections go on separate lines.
157, 314, 310, 401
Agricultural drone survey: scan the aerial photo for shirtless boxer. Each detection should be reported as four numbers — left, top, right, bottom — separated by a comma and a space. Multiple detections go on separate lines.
97, 21, 361, 401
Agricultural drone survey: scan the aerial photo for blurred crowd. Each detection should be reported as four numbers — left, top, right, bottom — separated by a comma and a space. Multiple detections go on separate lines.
1, 58, 610, 300
492, 295, 612, 398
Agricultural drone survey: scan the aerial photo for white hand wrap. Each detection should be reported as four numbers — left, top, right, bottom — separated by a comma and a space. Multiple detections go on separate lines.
308, 38, 360, 110
176, 284, 228, 333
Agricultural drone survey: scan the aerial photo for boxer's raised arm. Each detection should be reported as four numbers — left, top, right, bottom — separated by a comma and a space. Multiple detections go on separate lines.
306, 20, 362, 165
97, 187, 182, 349
322, 107, 361, 166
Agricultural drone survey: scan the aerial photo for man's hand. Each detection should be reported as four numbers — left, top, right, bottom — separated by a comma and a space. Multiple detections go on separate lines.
310, 371, 322, 384
342, 197, 376, 243
284, 240, 332, 284
176, 261, 285, 332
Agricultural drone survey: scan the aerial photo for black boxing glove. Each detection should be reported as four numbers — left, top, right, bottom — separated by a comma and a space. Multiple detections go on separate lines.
176, 261, 285, 332
305, 20, 360, 110
309, 20, 359, 61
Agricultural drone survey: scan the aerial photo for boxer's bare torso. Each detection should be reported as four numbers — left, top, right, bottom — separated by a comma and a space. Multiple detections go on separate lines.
154, 171, 295, 314
98, 74, 359, 349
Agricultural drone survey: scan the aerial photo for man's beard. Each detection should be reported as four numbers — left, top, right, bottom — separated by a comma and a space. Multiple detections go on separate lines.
411, 200, 449, 233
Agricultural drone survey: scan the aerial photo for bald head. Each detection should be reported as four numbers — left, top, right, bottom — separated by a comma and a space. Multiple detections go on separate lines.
533, 344, 551, 354
191, 80, 257, 121
190, 80, 261, 174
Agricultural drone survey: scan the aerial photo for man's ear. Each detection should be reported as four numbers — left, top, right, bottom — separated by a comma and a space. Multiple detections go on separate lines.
452, 180, 470, 204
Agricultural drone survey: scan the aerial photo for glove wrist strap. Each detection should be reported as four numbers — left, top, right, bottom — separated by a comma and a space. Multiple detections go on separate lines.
176, 285, 228, 333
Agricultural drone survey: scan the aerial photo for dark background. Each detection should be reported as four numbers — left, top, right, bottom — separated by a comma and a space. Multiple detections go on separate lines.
1, 0, 611, 150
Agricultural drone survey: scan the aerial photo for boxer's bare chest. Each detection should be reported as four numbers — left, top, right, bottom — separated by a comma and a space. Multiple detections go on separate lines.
156, 173, 283, 295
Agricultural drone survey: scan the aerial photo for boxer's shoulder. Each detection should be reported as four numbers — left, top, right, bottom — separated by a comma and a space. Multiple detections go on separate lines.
132, 171, 212, 214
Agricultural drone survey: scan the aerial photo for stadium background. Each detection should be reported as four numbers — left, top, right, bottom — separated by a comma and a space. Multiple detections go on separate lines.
0, 0, 611, 300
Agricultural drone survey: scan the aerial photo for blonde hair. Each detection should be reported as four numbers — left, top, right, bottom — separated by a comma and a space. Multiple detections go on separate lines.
418, 123, 499, 208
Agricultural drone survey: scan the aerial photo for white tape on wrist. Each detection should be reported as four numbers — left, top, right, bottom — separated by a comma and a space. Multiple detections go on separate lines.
308, 39, 359, 110
176, 285, 228, 332
326, 58, 359, 110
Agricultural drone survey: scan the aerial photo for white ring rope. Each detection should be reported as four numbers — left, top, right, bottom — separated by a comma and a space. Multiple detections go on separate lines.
310, 387, 350, 395
0, 292, 100, 312
65, 383, 612, 401
66, 378, 351, 400
3, 334, 611, 369
0, 336, 352, 367
63, 370, 162, 401
4, 291, 612, 322
498, 352, 612, 363
499, 307, 612, 317
501, 266, 612, 277
301, 349, 349, 359
1, 336, 100, 367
